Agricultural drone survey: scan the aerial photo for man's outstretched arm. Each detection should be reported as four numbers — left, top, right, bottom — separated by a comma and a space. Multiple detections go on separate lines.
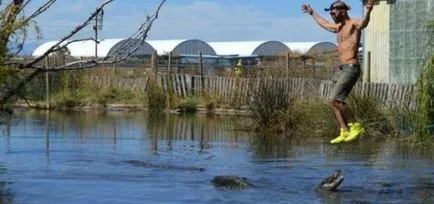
302, 4, 338, 33
354, 0, 375, 30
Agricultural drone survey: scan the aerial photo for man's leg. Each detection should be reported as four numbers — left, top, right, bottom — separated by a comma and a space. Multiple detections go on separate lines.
330, 99, 351, 144
330, 99, 349, 131
341, 102, 355, 124
344, 102, 364, 142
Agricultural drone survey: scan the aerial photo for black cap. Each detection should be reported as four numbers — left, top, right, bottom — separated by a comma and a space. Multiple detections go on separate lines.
324, 1, 349, 11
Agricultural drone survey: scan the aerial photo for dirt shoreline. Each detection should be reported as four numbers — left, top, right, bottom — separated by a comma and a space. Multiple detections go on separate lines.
11, 103, 251, 116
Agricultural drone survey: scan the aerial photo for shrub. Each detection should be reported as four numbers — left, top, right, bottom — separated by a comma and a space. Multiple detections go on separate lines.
146, 79, 166, 112
247, 78, 302, 134
347, 93, 397, 138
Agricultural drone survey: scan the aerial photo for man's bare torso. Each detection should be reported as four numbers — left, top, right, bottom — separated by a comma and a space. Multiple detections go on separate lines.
337, 19, 361, 65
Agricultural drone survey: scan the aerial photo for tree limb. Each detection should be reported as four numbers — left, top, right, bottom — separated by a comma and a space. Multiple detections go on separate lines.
24, 0, 114, 69
107, 0, 166, 63
0, 0, 167, 105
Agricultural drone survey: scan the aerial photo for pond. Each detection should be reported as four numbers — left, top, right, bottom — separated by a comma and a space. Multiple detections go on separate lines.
1, 110, 433, 204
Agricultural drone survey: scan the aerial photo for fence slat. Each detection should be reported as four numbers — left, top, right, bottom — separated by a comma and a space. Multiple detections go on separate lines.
89, 75, 417, 108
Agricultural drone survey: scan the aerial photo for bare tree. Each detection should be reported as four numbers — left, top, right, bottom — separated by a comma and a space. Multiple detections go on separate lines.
0, 0, 166, 104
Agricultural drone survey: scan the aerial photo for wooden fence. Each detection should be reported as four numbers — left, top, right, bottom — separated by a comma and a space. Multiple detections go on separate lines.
91, 73, 417, 108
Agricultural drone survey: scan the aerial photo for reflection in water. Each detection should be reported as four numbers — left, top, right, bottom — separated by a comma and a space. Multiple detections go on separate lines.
0, 110, 12, 153
0, 165, 13, 204
45, 111, 50, 159
145, 112, 252, 152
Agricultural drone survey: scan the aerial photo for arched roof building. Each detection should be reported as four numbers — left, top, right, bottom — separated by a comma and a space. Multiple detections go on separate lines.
208, 41, 290, 56
147, 39, 216, 55
33, 39, 217, 57
107, 39, 155, 57
32, 39, 336, 58
32, 38, 126, 57
284, 41, 337, 54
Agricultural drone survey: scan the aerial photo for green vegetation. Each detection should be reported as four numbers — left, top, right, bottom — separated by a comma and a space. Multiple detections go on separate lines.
413, 55, 434, 138
247, 78, 303, 134
347, 93, 396, 138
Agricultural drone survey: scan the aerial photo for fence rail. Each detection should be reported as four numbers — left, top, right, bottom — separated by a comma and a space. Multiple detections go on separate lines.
90, 73, 417, 108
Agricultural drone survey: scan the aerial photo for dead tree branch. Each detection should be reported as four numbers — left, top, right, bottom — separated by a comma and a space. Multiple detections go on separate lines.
0, 0, 166, 104
24, 0, 114, 69
106, 0, 166, 63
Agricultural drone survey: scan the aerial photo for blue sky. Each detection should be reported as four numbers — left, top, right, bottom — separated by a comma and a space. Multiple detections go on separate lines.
21, 0, 364, 51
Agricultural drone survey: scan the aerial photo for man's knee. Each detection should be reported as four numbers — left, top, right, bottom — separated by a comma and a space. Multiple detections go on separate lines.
330, 99, 345, 109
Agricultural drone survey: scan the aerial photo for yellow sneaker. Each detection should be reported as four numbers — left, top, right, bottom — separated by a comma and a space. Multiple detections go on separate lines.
330, 128, 349, 144
344, 122, 364, 142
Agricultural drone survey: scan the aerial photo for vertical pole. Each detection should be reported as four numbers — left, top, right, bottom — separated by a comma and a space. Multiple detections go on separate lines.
45, 57, 50, 110
113, 55, 117, 75
199, 52, 204, 92
167, 52, 172, 73
366, 51, 371, 83
151, 51, 157, 77
312, 57, 316, 77
94, 13, 98, 58
286, 52, 290, 77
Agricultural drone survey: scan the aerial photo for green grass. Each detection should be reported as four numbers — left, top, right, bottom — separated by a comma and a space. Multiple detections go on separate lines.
247, 78, 302, 134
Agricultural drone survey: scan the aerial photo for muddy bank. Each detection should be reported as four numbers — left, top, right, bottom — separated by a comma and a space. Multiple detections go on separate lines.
11, 102, 251, 116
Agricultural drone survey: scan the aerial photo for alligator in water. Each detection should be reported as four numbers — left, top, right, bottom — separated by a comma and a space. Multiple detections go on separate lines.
211, 175, 255, 189
211, 170, 344, 191
316, 169, 344, 192
124, 160, 206, 172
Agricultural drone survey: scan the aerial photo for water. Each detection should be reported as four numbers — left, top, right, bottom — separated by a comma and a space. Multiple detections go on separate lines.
1, 110, 433, 204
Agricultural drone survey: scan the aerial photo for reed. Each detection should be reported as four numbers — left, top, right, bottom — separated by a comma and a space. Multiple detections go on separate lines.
247, 77, 302, 134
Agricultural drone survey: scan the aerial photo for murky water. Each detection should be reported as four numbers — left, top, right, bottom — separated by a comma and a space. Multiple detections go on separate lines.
1, 110, 433, 204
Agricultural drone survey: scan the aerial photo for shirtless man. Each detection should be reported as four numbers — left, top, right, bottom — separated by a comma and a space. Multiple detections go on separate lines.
302, 0, 375, 143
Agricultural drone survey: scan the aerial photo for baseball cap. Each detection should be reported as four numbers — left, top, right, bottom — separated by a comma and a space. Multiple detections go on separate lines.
324, 1, 350, 11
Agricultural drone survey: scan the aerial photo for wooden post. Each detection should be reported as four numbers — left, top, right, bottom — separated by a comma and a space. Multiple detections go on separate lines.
113, 55, 117, 75
312, 58, 316, 77
286, 52, 290, 77
366, 51, 371, 83
167, 51, 172, 73
199, 52, 204, 92
151, 51, 157, 77
45, 57, 50, 110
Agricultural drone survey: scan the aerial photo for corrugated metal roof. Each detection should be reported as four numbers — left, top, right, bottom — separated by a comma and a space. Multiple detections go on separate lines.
32, 41, 60, 57
284, 42, 320, 54
32, 39, 338, 58
146, 39, 188, 55
32, 38, 125, 57
208, 41, 268, 56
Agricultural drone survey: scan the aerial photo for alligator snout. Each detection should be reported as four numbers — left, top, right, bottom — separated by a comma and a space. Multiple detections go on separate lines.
317, 169, 344, 191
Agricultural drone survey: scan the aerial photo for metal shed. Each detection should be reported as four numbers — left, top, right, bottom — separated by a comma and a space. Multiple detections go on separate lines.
363, 0, 433, 84
106, 38, 156, 57
147, 39, 216, 55
209, 41, 290, 56
252, 41, 291, 56
32, 38, 125, 58
284, 42, 337, 54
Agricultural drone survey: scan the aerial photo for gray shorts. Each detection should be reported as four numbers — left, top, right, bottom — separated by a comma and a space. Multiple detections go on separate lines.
330, 64, 361, 102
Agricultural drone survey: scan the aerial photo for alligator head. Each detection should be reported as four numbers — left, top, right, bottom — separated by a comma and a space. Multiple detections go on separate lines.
212, 175, 252, 189
317, 169, 344, 191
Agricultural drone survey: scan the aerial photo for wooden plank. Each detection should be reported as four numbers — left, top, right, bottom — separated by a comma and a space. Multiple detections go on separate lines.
175, 74, 182, 96
171, 74, 177, 95
218, 77, 222, 97
173, 74, 179, 96
93, 74, 418, 108
182, 74, 189, 96
180, 74, 185, 97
